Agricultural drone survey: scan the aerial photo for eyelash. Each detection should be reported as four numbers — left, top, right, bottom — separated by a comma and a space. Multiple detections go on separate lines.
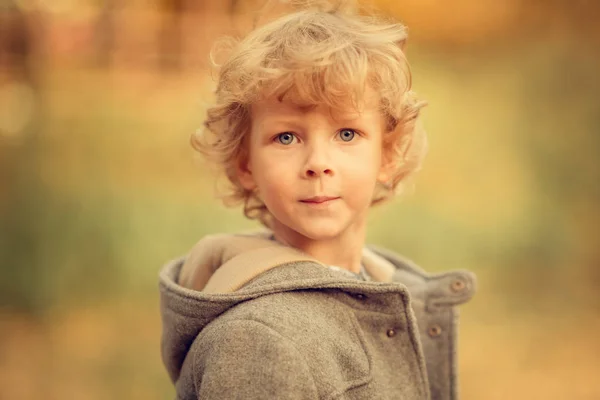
274, 129, 360, 145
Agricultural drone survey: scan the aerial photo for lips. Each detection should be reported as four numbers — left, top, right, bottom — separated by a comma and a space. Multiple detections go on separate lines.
300, 196, 340, 204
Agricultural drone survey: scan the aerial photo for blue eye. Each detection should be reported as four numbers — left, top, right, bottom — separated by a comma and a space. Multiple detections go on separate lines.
339, 129, 356, 142
277, 132, 295, 145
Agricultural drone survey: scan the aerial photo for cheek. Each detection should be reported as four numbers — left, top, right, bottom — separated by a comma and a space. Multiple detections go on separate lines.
339, 146, 381, 203
257, 170, 296, 217
343, 145, 382, 178
250, 149, 296, 196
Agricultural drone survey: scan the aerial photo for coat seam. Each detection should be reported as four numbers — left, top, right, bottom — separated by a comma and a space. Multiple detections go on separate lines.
192, 318, 319, 397
322, 311, 375, 399
448, 307, 458, 400
250, 315, 374, 399
400, 292, 431, 399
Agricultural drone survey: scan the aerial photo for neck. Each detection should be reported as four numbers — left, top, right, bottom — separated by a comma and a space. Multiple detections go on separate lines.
270, 219, 366, 274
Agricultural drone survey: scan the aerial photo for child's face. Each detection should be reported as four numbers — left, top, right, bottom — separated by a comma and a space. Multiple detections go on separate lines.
238, 91, 389, 242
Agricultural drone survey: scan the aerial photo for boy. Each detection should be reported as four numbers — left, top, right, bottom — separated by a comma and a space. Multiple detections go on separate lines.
159, 2, 476, 399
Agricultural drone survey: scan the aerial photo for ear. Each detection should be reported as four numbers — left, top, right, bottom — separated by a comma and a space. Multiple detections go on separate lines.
377, 147, 395, 185
236, 155, 256, 191
377, 164, 392, 186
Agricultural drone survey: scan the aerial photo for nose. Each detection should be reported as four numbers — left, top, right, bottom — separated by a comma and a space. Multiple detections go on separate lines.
305, 166, 333, 178
303, 144, 334, 179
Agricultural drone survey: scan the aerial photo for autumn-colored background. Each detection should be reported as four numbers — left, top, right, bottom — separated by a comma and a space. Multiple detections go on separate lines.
0, 0, 598, 399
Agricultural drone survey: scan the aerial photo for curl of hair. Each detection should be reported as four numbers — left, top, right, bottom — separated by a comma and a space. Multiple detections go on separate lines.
191, 1, 428, 226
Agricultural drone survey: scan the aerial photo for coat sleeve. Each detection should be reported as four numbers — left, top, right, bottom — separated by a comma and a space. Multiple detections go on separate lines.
192, 319, 319, 399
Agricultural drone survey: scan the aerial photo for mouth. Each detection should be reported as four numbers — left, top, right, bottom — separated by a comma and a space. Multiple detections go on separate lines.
299, 196, 340, 204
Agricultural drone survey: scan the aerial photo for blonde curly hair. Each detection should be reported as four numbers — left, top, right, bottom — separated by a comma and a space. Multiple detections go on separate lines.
192, 1, 428, 225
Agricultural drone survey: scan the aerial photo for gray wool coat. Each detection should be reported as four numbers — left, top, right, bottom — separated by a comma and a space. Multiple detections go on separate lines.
159, 232, 476, 399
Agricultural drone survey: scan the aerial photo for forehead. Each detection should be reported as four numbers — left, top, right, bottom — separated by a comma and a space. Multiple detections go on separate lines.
251, 88, 382, 123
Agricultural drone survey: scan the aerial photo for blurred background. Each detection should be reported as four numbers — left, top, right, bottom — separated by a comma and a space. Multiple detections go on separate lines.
0, 0, 598, 398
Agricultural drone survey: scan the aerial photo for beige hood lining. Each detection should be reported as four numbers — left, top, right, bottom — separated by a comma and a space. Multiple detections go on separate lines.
178, 231, 397, 293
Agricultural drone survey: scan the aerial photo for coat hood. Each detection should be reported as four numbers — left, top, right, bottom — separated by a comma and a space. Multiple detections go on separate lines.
158, 231, 476, 384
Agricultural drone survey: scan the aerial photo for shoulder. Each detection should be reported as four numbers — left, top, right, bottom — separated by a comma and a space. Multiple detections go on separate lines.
194, 318, 304, 362
192, 288, 368, 366
205, 289, 354, 337
190, 318, 319, 399
198, 289, 371, 366
191, 291, 371, 398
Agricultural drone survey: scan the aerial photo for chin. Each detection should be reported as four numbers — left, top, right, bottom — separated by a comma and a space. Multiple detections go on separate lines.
293, 221, 346, 241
